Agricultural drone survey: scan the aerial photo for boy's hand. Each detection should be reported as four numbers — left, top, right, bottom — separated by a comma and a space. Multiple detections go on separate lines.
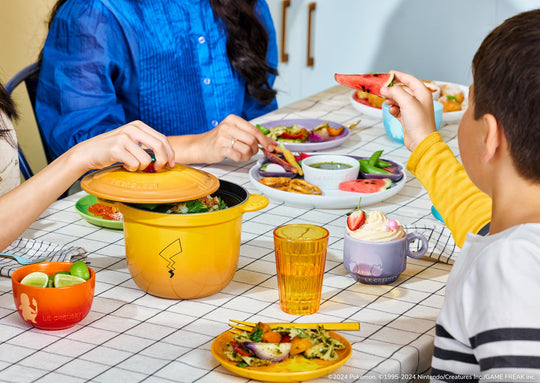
380, 70, 437, 152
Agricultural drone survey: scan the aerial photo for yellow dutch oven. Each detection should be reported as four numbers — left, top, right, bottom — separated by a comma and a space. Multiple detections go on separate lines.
81, 164, 268, 299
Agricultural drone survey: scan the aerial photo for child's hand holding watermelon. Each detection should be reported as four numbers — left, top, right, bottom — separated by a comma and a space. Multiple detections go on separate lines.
379, 71, 439, 152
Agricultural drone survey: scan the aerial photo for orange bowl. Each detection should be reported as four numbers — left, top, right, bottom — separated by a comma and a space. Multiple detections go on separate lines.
11, 262, 95, 330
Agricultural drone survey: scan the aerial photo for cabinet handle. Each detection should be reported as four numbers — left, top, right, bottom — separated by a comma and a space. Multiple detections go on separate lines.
306, 2, 316, 67
280, 0, 290, 63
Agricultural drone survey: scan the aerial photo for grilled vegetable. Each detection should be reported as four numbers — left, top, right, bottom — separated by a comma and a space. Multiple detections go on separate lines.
263, 149, 298, 173
244, 342, 291, 362
279, 143, 303, 176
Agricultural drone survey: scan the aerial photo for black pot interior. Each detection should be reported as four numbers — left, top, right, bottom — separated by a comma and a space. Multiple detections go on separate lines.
126, 179, 247, 213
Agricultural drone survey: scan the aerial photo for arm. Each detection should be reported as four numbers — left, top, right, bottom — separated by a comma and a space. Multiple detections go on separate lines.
36, 2, 132, 158
407, 133, 491, 247
381, 71, 491, 247
0, 121, 174, 251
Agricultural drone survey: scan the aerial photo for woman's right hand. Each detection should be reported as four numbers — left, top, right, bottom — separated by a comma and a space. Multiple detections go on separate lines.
181, 114, 276, 164
67, 120, 176, 172
380, 70, 438, 152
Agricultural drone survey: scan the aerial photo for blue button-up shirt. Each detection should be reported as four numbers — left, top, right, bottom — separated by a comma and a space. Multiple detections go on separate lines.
36, 0, 278, 158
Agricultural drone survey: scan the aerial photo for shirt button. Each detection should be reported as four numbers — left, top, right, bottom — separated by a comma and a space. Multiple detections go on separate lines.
204, 78, 211, 85
198, 36, 206, 44
211, 120, 219, 127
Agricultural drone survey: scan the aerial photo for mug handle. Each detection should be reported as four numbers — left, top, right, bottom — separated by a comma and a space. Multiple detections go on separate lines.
405, 232, 429, 259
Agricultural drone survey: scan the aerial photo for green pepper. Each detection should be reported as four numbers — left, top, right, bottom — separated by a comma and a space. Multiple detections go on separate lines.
375, 159, 392, 168
359, 159, 392, 175
367, 150, 384, 167
256, 124, 270, 135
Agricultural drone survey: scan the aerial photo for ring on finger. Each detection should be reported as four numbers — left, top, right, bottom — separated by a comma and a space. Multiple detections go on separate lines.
231, 138, 236, 148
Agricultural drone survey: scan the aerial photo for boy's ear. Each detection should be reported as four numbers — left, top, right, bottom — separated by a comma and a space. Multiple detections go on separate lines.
481, 113, 503, 163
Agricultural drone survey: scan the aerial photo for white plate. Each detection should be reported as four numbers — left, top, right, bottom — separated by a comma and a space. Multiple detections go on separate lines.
258, 118, 350, 152
249, 155, 406, 209
349, 80, 469, 123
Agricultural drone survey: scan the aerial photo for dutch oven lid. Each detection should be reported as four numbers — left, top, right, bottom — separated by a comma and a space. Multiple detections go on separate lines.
80, 164, 220, 203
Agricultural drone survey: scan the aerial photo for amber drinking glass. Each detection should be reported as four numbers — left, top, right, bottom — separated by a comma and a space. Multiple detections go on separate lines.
273, 224, 329, 315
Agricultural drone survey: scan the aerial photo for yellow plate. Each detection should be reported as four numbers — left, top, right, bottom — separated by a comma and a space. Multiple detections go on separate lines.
211, 330, 352, 382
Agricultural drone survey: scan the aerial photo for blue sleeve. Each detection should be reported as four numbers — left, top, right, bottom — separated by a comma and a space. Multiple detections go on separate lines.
242, 0, 278, 121
35, 1, 134, 158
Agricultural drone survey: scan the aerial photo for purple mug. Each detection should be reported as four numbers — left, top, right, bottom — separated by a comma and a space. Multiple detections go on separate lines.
343, 231, 428, 284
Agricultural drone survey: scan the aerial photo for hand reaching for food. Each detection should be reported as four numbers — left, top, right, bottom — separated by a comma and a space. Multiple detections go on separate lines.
186, 114, 276, 163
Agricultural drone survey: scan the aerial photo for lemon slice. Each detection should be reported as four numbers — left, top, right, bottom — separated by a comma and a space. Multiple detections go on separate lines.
20, 272, 50, 287
54, 273, 86, 287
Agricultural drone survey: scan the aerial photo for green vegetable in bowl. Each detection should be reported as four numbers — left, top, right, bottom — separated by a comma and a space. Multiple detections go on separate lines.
134, 196, 227, 214
359, 150, 392, 175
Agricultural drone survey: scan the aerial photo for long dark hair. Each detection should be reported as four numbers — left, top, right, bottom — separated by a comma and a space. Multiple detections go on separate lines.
42, 0, 277, 105
0, 84, 17, 148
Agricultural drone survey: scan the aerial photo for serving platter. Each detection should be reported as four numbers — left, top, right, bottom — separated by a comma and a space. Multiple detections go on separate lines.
249, 154, 406, 209
75, 194, 123, 230
349, 80, 469, 123
211, 329, 352, 382
257, 118, 350, 152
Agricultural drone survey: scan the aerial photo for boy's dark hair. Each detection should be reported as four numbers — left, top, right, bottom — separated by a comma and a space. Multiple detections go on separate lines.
472, 9, 540, 183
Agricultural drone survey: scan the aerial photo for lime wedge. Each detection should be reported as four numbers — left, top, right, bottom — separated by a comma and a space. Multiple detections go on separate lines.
70, 260, 90, 280
54, 273, 86, 287
20, 272, 50, 287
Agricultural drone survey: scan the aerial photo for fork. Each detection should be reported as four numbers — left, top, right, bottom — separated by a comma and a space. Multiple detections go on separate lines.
0, 252, 53, 265
229, 319, 360, 334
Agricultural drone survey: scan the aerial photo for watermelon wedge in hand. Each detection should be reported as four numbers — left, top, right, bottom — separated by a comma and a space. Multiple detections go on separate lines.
334, 73, 395, 97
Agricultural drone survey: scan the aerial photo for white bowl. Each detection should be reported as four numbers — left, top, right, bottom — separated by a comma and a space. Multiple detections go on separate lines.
301, 154, 359, 191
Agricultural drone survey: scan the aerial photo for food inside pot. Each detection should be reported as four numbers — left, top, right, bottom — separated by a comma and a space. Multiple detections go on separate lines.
127, 180, 248, 214
133, 195, 228, 214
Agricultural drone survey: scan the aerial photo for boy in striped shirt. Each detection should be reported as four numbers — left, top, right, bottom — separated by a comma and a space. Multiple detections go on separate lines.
381, 9, 540, 382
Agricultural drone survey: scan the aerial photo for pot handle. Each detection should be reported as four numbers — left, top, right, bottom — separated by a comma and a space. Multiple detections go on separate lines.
242, 194, 269, 213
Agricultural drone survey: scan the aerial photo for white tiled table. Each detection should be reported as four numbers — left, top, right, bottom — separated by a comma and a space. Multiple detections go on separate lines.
0, 85, 462, 383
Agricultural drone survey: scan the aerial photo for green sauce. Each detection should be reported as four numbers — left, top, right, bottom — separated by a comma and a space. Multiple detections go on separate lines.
308, 162, 352, 170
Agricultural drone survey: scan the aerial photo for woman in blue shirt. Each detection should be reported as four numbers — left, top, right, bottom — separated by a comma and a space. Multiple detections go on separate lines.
36, 0, 278, 164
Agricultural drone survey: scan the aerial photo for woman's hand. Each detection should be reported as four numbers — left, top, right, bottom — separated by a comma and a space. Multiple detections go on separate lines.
380, 70, 437, 152
188, 114, 276, 163
68, 120, 176, 172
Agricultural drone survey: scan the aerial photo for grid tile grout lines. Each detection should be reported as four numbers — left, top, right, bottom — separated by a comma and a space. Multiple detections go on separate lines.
0, 86, 461, 382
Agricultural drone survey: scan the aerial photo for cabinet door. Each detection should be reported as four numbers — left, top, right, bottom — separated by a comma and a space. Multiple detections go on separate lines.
299, 0, 401, 102
267, 0, 309, 106
268, 0, 399, 106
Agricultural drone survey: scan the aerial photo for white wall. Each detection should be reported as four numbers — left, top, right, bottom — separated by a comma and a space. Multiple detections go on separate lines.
273, 0, 540, 106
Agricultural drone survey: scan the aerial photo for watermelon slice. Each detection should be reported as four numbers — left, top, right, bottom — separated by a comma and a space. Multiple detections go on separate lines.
334, 73, 395, 97
339, 178, 392, 193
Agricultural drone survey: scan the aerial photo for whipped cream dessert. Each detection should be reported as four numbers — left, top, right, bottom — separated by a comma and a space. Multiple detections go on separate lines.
347, 210, 405, 241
